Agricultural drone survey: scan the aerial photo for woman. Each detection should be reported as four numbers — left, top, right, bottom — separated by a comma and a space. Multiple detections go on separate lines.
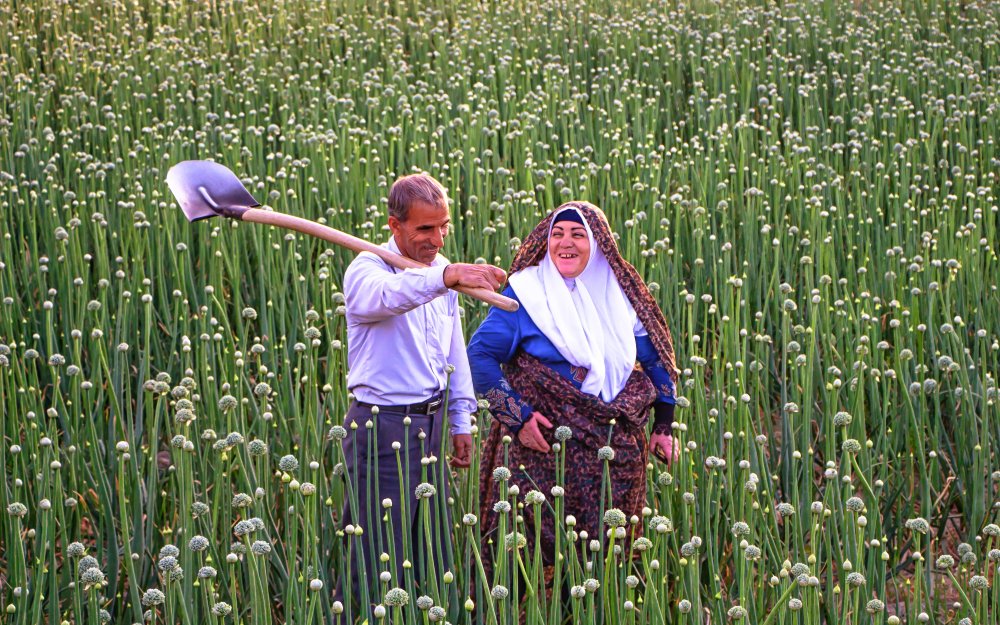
468, 201, 679, 578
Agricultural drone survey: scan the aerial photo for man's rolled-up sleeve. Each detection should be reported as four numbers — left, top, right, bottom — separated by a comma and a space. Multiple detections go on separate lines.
445, 299, 477, 435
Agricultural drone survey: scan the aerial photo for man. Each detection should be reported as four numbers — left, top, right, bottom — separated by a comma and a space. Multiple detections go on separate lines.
335, 172, 505, 614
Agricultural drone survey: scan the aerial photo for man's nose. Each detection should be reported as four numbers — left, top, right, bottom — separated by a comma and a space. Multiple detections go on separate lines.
430, 228, 445, 247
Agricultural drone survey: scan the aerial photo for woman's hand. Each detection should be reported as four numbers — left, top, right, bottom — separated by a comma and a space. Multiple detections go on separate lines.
518, 412, 553, 453
650, 432, 678, 465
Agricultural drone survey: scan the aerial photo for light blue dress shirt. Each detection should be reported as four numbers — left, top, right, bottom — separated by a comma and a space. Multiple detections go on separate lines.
343, 237, 476, 435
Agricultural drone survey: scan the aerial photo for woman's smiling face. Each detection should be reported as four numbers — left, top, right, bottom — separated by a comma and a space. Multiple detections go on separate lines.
548, 220, 591, 279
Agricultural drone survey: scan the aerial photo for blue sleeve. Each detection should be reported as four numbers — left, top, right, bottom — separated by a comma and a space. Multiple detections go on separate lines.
467, 289, 535, 434
636, 334, 676, 405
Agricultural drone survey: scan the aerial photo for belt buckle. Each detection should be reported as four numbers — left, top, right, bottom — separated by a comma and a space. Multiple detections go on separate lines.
423, 397, 442, 415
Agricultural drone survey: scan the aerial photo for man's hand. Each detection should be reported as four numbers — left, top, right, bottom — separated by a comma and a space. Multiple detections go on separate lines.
518, 412, 553, 453
443, 263, 507, 291
650, 433, 678, 465
450, 433, 473, 468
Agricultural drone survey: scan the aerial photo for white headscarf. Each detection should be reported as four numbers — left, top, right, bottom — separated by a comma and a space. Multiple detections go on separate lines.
508, 206, 640, 402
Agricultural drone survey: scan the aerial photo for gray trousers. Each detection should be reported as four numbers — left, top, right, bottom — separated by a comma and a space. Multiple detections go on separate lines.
334, 400, 453, 616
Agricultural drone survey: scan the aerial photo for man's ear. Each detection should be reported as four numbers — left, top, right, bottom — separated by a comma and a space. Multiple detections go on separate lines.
387, 215, 401, 233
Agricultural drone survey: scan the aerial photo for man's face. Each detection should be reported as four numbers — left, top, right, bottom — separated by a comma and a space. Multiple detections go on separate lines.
388, 200, 451, 264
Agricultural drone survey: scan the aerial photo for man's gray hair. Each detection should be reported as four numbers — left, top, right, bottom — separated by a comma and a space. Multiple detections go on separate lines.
388, 173, 449, 221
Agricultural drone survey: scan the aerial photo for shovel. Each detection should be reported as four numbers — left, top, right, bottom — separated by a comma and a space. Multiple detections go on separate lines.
166, 160, 517, 312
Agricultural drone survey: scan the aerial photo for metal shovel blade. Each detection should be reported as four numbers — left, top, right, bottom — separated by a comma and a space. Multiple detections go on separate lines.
166, 160, 260, 222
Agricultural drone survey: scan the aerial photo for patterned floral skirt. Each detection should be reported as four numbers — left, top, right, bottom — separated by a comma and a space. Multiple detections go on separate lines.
477, 351, 657, 578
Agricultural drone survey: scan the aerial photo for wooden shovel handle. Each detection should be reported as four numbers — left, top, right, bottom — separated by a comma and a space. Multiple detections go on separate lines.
242, 208, 518, 312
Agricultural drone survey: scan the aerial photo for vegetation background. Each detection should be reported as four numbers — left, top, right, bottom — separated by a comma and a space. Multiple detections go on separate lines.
1, 0, 999, 623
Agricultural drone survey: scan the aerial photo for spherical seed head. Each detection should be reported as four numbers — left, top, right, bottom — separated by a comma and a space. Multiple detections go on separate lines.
251, 541, 272, 556
309, 579, 323, 591
381, 587, 409, 607
958, 542, 973, 556
633, 537, 653, 552
604, 508, 626, 528
525, 490, 546, 505
211, 602, 233, 616
905, 517, 930, 534
491, 585, 509, 600
983, 524, 1000, 537
99, 608, 111, 624
570, 585, 586, 599
493, 500, 511, 514
597, 446, 615, 461
680, 542, 696, 557
846, 497, 865, 512
961, 552, 978, 565
842, 439, 862, 453
728, 606, 747, 620
988, 549, 1000, 561
550, 485, 565, 497
731, 521, 750, 536
492, 466, 512, 481
141, 589, 165, 606
278, 455, 299, 472
67, 542, 86, 558
231, 541, 248, 555
936, 555, 955, 569
241, 307, 258, 320
170, 434, 186, 449
81, 567, 105, 585
554, 426, 572, 441
584, 578, 600, 593
225, 432, 245, 446
847, 572, 866, 587
300, 482, 316, 496
254, 382, 271, 397
188, 535, 209, 552
428, 606, 446, 621
833, 411, 852, 427
788, 598, 803, 611
329, 425, 347, 440
158, 555, 178, 572
811, 501, 825, 514
233, 520, 254, 537
158, 544, 179, 559
232, 493, 253, 508
678, 599, 692, 613
190, 562, 215, 578
416, 596, 433, 610
78, 555, 100, 577
657, 472, 673, 486
462, 513, 477, 526
790, 563, 810, 577
218, 395, 238, 412
777, 503, 795, 516
744, 545, 762, 560
247, 439, 268, 456
414, 482, 437, 499
865, 599, 885, 614
504, 532, 527, 550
